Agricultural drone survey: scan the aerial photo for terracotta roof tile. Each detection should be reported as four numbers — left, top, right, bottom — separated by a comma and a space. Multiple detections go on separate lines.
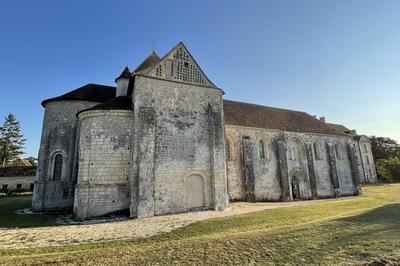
223, 100, 348, 136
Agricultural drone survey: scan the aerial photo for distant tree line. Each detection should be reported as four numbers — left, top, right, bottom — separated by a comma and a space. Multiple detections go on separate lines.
369, 136, 400, 182
0, 113, 36, 167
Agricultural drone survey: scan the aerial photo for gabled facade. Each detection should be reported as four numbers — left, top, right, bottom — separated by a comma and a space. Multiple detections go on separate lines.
32, 42, 377, 219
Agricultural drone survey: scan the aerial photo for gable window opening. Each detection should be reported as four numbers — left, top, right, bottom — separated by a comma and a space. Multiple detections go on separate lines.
53, 154, 63, 181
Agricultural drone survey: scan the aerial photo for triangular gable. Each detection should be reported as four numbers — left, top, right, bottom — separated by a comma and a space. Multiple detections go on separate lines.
141, 42, 217, 88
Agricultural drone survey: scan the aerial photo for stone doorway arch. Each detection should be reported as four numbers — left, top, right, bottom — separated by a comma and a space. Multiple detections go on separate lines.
186, 174, 205, 210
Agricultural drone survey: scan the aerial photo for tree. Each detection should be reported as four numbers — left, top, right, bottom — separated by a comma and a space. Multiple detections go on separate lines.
369, 136, 400, 161
376, 157, 400, 181
0, 114, 26, 167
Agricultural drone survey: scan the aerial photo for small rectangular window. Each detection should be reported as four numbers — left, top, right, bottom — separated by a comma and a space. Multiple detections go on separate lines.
16, 184, 22, 189
29, 183, 34, 191
2, 184, 8, 190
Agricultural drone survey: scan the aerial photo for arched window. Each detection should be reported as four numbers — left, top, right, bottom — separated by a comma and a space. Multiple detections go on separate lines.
363, 143, 368, 153
335, 143, 341, 160
225, 140, 231, 160
53, 154, 63, 181
259, 140, 265, 159
313, 142, 321, 160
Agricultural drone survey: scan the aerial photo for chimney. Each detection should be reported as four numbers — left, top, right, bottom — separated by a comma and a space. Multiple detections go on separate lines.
319, 117, 326, 123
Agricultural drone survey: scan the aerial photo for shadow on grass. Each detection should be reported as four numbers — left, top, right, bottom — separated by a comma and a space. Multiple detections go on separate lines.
337, 203, 400, 225
312, 204, 400, 265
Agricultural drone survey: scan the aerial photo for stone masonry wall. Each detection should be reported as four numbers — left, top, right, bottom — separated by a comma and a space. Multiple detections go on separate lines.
224, 125, 358, 201
74, 110, 133, 219
32, 100, 98, 211
131, 75, 228, 217
225, 126, 282, 202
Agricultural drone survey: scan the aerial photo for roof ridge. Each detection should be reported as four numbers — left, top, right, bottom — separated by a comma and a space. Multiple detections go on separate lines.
223, 99, 308, 114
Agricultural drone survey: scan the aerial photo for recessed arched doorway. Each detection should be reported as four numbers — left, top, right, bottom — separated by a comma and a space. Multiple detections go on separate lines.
186, 174, 205, 210
291, 170, 301, 201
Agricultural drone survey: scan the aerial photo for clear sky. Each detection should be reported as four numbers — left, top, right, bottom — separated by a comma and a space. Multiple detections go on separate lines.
0, 0, 399, 157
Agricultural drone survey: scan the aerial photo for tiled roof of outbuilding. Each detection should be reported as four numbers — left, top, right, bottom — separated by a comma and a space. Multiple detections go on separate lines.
223, 100, 348, 136
41, 83, 115, 107
0, 166, 36, 177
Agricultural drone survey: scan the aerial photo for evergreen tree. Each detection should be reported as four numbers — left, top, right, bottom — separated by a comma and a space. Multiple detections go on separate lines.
0, 114, 26, 167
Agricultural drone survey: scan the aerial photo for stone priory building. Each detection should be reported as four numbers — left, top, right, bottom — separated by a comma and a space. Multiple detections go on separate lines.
32, 42, 377, 219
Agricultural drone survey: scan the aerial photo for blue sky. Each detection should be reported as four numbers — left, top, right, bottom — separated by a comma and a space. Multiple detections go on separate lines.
0, 0, 399, 157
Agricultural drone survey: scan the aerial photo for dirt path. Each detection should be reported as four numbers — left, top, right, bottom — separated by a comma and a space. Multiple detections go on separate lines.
0, 200, 328, 249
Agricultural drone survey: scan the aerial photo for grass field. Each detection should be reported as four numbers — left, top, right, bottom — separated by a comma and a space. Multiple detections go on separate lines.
0, 196, 57, 228
1, 184, 399, 265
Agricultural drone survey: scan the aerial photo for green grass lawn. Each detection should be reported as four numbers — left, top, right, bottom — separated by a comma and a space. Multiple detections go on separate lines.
1, 184, 400, 265
0, 196, 58, 228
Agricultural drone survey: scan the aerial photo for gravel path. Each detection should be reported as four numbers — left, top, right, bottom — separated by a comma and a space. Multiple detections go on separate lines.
0, 200, 323, 249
